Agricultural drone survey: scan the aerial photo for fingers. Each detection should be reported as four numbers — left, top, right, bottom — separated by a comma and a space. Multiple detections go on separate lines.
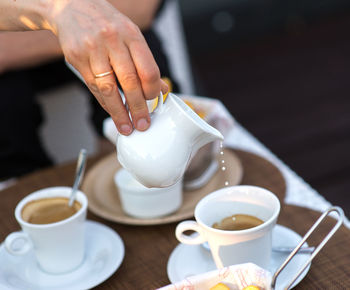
89, 47, 133, 135
109, 43, 151, 131
127, 36, 162, 101
78, 65, 107, 112
65, 52, 109, 114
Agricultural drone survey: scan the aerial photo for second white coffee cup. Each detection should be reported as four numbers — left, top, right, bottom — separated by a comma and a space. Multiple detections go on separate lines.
176, 185, 280, 269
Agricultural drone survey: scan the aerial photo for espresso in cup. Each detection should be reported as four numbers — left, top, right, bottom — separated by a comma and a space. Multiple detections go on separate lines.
212, 214, 264, 231
22, 197, 81, 225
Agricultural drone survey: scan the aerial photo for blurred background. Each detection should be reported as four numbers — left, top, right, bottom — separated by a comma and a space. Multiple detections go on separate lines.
177, 0, 350, 216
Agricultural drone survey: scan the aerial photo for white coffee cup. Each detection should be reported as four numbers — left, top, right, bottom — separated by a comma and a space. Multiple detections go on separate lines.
4, 186, 88, 274
176, 185, 280, 269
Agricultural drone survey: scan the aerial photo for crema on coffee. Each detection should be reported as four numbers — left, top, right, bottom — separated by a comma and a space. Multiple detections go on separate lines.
22, 197, 81, 225
212, 214, 264, 231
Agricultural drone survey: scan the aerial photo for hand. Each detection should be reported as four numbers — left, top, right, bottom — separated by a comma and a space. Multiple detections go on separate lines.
45, 0, 168, 135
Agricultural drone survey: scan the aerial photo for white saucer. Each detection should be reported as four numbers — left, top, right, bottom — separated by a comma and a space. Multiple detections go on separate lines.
0, 220, 124, 290
167, 224, 311, 289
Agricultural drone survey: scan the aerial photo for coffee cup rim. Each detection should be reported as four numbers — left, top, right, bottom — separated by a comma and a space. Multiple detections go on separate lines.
194, 185, 280, 234
15, 186, 88, 228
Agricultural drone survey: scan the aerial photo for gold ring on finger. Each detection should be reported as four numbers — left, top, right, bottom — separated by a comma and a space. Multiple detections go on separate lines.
94, 70, 114, 78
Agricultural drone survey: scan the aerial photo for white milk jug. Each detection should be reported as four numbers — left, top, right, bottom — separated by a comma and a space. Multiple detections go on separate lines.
116, 93, 224, 188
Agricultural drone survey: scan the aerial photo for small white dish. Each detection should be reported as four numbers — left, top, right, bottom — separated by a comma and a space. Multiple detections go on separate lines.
114, 168, 183, 218
167, 224, 311, 289
0, 220, 124, 290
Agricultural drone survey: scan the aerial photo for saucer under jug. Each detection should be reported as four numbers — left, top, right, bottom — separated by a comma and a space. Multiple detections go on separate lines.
116, 93, 224, 188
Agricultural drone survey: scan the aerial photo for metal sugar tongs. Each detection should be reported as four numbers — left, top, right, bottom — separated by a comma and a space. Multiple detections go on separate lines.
271, 206, 344, 290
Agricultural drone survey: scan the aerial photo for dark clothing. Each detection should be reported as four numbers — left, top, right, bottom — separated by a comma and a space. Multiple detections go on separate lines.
0, 60, 74, 179
0, 28, 178, 179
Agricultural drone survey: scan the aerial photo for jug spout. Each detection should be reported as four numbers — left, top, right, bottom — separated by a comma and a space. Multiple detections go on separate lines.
167, 93, 224, 156
193, 126, 224, 155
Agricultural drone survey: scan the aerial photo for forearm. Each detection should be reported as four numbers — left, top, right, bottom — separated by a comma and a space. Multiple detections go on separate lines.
0, 0, 162, 32
0, 0, 51, 31
0, 31, 62, 73
0, 0, 162, 73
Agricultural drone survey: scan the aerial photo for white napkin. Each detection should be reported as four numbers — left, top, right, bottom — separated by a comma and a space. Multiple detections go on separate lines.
159, 263, 272, 290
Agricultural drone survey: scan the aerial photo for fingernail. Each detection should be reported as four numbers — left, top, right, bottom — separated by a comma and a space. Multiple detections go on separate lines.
136, 118, 149, 131
120, 124, 132, 135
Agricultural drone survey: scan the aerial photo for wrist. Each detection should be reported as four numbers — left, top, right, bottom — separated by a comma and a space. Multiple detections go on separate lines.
0, 0, 55, 32
34, 0, 58, 33
17, 0, 65, 33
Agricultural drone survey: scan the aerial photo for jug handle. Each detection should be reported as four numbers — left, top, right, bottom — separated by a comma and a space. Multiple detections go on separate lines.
116, 91, 164, 143
153, 91, 164, 114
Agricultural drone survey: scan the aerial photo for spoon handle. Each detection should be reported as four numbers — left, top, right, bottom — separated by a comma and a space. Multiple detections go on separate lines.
68, 149, 87, 207
272, 246, 315, 254
201, 242, 314, 254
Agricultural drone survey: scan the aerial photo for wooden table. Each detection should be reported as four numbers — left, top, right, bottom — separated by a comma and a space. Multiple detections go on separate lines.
0, 153, 349, 289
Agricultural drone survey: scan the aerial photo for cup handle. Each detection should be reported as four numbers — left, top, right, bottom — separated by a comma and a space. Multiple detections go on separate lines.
5, 231, 32, 255
175, 220, 207, 245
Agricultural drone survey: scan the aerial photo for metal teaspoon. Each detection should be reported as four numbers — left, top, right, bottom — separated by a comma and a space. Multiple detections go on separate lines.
68, 149, 87, 207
